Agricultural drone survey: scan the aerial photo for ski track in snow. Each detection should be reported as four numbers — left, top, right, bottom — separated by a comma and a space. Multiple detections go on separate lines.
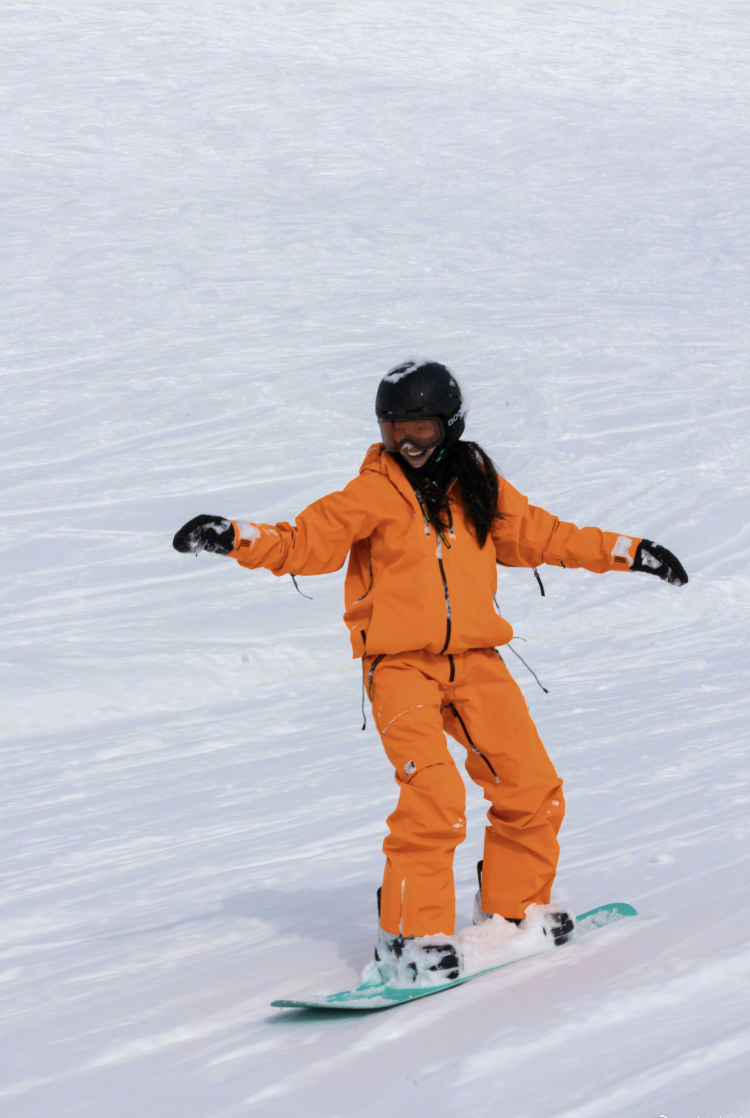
1, 4, 749, 1116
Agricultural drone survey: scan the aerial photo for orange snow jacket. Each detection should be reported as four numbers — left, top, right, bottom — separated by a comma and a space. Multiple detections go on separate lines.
228, 445, 641, 659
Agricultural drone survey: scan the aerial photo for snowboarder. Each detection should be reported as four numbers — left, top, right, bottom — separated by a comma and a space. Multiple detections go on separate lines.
173, 360, 687, 986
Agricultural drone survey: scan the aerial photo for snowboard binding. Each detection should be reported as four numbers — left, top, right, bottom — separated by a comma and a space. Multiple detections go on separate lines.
374, 887, 463, 986
473, 860, 575, 945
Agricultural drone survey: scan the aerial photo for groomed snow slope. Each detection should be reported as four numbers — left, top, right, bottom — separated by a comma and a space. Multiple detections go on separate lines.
1, 4, 749, 1116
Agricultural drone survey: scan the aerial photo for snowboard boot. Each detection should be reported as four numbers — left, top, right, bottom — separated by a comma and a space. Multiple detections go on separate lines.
472, 860, 575, 945
373, 888, 463, 986
473, 860, 517, 926
539, 907, 575, 946
374, 927, 463, 986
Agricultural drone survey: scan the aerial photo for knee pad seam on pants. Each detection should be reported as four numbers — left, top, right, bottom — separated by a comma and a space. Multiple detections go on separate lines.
381, 704, 428, 734
398, 759, 458, 785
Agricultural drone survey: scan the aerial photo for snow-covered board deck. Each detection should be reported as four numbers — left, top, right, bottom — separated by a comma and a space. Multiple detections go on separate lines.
272, 903, 637, 1011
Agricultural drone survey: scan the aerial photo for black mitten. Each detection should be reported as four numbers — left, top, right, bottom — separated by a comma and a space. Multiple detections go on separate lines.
173, 515, 236, 555
632, 539, 688, 586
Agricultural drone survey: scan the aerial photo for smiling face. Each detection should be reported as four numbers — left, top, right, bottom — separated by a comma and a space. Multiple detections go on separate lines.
397, 443, 436, 469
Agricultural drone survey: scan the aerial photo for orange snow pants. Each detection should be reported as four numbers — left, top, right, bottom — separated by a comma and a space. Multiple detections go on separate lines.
367, 647, 565, 937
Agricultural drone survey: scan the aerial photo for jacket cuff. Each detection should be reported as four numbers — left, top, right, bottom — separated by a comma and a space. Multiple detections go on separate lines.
610, 534, 642, 571
228, 519, 261, 560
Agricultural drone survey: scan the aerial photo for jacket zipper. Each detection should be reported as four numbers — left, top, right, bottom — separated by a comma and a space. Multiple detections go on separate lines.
436, 534, 451, 653
353, 540, 373, 603
412, 488, 453, 654
448, 653, 455, 683
414, 491, 431, 535
447, 702, 500, 784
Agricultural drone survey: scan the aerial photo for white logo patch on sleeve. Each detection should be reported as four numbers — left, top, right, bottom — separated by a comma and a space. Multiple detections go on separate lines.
236, 521, 261, 543
611, 534, 634, 568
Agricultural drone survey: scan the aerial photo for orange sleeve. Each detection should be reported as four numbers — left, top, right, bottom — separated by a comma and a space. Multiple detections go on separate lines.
491, 477, 641, 574
226, 472, 384, 578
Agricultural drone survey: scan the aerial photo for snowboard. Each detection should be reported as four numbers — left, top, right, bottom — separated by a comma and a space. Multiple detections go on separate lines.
271, 902, 637, 1012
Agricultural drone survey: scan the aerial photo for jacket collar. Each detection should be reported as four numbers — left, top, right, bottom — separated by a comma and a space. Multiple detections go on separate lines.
359, 443, 421, 510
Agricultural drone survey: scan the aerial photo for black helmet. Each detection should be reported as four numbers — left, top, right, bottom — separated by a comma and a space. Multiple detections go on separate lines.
375, 359, 467, 445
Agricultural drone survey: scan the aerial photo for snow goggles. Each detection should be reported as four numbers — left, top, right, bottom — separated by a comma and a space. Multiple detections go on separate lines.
378, 416, 445, 452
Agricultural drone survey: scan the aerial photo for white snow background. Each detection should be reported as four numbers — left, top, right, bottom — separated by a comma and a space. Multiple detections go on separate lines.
1, 3, 749, 1116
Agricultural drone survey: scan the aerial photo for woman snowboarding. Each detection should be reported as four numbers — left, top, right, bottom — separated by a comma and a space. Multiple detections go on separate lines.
173, 360, 687, 985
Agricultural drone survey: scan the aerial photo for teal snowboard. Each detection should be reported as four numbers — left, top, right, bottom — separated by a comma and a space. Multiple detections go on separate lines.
271, 902, 637, 1012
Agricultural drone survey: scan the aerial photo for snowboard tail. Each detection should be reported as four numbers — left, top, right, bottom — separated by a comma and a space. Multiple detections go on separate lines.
271, 902, 637, 1012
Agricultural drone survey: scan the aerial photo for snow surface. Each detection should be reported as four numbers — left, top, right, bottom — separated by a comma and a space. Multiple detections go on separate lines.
1, 3, 749, 1116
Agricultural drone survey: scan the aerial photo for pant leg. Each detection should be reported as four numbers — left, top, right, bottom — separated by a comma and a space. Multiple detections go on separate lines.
369, 653, 466, 937
442, 648, 565, 921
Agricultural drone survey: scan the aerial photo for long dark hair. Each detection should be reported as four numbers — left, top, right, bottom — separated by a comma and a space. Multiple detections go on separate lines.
400, 441, 501, 548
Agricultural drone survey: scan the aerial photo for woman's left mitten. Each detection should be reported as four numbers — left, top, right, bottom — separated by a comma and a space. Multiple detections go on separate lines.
632, 539, 688, 586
